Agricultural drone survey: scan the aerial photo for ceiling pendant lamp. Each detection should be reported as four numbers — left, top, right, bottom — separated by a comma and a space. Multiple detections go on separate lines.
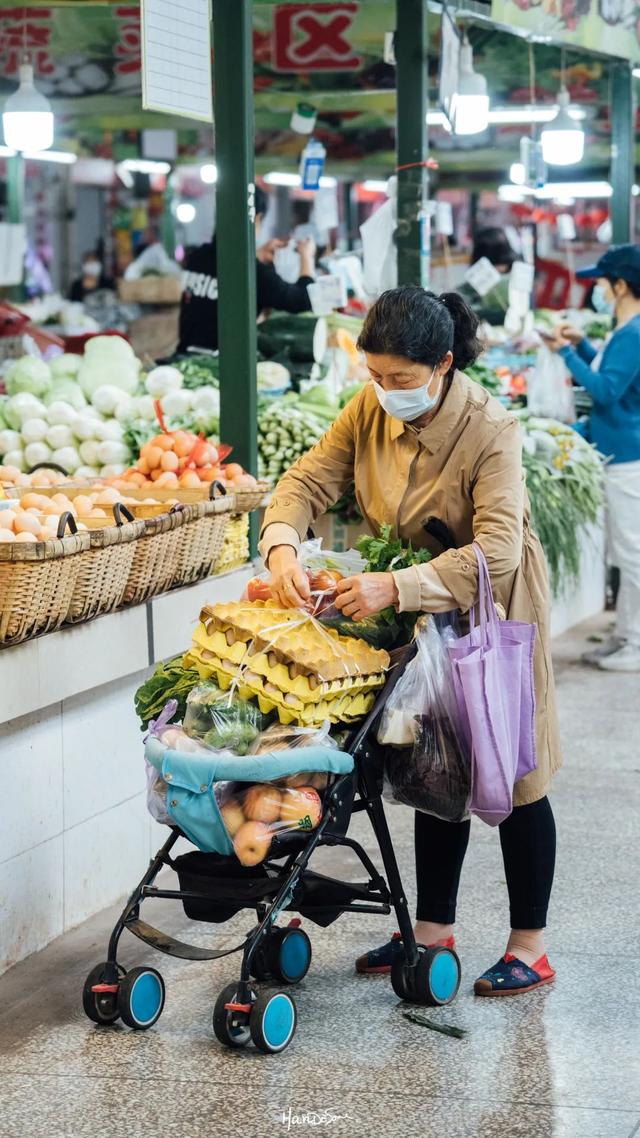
541, 52, 584, 167
450, 34, 489, 136
2, 60, 54, 153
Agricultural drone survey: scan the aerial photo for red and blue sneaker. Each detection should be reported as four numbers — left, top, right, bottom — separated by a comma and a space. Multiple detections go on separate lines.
355, 931, 456, 975
474, 953, 556, 997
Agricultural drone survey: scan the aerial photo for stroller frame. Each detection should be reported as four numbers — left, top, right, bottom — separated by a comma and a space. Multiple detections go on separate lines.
84, 643, 461, 1049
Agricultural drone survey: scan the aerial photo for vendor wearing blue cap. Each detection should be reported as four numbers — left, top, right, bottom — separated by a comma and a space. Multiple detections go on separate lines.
546, 244, 640, 672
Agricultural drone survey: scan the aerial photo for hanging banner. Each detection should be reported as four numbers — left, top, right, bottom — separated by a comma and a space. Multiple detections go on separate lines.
490, 0, 640, 63
141, 0, 212, 120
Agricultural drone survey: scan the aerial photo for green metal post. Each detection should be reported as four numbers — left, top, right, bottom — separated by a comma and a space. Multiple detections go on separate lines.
395, 0, 429, 286
7, 154, 25, 300
161, 175, 176, 259
212, 0, 258, 553
610, 62, 634, 245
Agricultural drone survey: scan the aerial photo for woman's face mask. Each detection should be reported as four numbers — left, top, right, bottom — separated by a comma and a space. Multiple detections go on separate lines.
592, 279, 615, 316
83, 260, 102, 277
373, 367, 443, 421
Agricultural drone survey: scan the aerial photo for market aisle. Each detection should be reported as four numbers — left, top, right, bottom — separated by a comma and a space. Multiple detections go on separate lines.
0, 614, 638, 1138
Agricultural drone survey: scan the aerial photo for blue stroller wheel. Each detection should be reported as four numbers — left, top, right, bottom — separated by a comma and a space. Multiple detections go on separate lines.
270, 926, 312, 985
82, 962, 126, 1025
117, 967, 166, 1029
213, 982, 253, 1049
250, 991, 297, 1054
391, 945, 461, 1007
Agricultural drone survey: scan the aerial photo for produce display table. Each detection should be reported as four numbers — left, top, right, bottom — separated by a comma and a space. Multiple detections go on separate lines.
0, 564, 254, 976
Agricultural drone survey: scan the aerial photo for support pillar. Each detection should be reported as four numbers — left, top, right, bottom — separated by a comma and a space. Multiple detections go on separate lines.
610, 62, 634, 245
395, 0, 429, 286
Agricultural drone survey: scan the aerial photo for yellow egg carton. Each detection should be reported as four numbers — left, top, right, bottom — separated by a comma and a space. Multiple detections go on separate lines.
209, 657, 375, 726
200, 600, 389, 683
190, 624, 384, 703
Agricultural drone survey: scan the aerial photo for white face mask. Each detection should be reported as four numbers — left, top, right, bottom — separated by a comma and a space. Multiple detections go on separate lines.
84, 260, 102, 276
374, 367, 443, 422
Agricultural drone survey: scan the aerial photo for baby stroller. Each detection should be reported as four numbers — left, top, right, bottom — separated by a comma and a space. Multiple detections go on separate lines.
81, 645, 462, 1054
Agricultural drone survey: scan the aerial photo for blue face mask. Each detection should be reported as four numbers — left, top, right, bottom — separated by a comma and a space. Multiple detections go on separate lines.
592, 283, 614, 316
374, 368, 443, 422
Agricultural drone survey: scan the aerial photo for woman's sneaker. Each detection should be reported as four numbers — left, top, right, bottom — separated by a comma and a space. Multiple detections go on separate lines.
474, 953, 555, 996
581, 635, 626, 666
355, 931, 456, 975
597, 643, 640, 672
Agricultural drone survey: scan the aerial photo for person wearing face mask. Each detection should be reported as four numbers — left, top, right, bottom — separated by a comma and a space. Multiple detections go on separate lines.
546, 245, 640, 673
69, 251, 113, 302
260, 285, 560, 997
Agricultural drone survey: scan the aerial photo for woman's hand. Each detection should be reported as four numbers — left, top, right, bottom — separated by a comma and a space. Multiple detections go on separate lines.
268, 545, 311, 608
557, 322, 583, 345
540, 327, 570, 353
334, 573, 398, 621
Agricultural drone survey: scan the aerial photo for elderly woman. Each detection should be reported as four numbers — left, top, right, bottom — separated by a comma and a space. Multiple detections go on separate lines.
260, 286, 561, 996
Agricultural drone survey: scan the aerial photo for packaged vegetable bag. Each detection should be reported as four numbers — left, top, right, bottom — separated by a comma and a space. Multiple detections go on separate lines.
377, 616, 471, 823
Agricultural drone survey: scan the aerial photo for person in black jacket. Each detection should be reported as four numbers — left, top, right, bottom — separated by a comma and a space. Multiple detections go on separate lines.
177, 186, 314, 353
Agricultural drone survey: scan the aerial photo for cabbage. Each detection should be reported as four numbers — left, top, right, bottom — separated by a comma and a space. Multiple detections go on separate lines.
46, 425, 75, 450
75, 464, 101, 478
91, 384, 133, 416
0, 397, 9, 430
50, 446, 81, 473
191, 387, 220, 417
46, 401, 78, 427
44, 380, 87, 411
145, 365, 183, 398
77, 336, 140, 398
21, 418, 48, 445
113, 395, 135, 422
96, 441, 129, 465
0, 428, 22, 456
4, 393, 47, 430
79, 440, 100, 466
3, 448, 25, 471
4, 356, 52, 398
49, 353, 82, 381
24, 441, 52, 468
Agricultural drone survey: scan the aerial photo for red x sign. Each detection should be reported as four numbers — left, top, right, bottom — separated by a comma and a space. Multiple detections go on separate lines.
273, 3, 362, 72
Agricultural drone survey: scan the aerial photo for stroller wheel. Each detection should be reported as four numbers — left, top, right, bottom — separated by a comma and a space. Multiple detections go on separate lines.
82, 962, 126, 1025
117, 967, 166, 1030
250, 991, 297, 1054
213, 982, 253, 1049
391, 945, 461, 1007
269, 926, 312, 985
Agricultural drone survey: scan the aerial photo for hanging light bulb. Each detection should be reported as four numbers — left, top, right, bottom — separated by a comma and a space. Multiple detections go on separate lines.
450, 35, 489, 136
540, 87, 584, 166
2, 61, 54, 153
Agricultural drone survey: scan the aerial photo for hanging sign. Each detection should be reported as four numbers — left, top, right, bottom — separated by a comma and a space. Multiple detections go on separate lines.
491, 0, 640, 62
273, 3, 362, 72
465, 258, 502, 297
141, 0, 213, 121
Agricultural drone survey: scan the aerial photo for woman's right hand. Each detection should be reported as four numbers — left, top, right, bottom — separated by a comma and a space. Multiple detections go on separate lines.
557, 323, 584, 345
268, 545, 311, 608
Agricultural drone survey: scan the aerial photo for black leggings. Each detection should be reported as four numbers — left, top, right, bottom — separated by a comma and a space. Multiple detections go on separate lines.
414, 797, 556, 930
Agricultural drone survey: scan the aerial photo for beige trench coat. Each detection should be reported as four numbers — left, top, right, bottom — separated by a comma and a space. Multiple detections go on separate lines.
261, 372, 562, 805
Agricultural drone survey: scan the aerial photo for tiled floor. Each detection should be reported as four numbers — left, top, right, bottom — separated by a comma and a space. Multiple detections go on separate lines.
1, 614, 639, 1138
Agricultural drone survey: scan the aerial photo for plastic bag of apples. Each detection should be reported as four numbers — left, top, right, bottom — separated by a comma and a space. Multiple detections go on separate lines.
217, 777, 326, 867
246, 539, 365, 618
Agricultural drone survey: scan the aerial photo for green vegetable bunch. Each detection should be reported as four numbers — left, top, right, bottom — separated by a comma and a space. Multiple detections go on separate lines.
134, 657, 200, 731
184, 682, 266, 755
354, 524, 432, 644
258, 398, 326, 482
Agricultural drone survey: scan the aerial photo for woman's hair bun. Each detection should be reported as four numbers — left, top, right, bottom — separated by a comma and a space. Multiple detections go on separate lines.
357, 285, 483, 373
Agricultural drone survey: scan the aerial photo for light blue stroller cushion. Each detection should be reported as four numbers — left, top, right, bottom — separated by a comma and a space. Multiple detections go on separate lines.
145, 736, 354, 855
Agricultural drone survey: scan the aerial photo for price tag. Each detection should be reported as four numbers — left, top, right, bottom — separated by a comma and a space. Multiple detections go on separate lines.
307, 275, 347, 315
510, 261, 535, 293
464, 257, 502, 297
435, 201, 454, 236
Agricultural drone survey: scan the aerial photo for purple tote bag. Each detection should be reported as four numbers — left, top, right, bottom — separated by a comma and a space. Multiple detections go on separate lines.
448, 545, 537, 826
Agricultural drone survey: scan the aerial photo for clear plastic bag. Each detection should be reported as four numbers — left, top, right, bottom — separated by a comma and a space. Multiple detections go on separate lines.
246, 539, 365, 619
183, 681, 267, 754
216, 779, 325, 866
377, 616, 471, 823
249, 719, 337, 755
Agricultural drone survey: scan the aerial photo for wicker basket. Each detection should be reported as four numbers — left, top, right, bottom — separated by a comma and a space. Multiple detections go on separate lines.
117, 276, 183, 305
231, 482, 271, 513
0, 530, 91, 646
121, 505, 194, 606
215, 514, 250, 575
65, 508, 146, 624
172, 497, 234, 586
